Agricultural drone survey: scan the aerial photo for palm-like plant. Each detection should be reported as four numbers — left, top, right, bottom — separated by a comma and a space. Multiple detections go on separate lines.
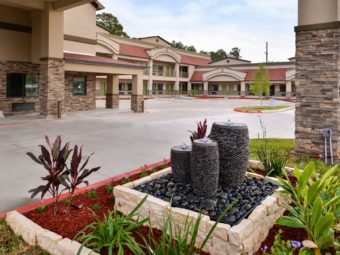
276, 163, 339, 254
76, 196, 148, 255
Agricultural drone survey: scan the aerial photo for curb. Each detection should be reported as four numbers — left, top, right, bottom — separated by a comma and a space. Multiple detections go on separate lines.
0, 159, 170, 219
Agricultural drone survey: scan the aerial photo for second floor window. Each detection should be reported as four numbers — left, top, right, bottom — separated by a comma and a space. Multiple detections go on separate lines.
153, 65, 164, 76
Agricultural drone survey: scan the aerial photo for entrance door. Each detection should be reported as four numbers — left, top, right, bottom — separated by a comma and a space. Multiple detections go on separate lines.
270, 85, 275, 96
99, 81, 106, 96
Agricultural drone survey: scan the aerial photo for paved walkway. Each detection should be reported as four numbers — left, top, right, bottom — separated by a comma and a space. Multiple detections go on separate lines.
0, 98, 294, 213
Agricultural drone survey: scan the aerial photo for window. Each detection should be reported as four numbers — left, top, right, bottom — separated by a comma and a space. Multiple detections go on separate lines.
73, 77, 86, 95
119, 83, 125, 91
127, 83, 132, 91
6, 73, 39, 98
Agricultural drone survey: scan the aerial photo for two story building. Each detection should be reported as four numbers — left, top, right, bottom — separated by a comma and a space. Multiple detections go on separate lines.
0, 0, 296, 118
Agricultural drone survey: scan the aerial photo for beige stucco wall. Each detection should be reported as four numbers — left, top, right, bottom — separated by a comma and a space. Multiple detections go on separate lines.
209, 58, 249, 66
0, 4, 31, 26
0, 29, 31, 61
64, 40, 96, 55
298, 0, 340, 25
64, 3, 97, 40
139, 37, 170, 47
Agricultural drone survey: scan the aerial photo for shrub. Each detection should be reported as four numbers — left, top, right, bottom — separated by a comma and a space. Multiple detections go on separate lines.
189, 119, 207, 143
263, 230, 300, 255
144, 199, 237, 255
76, 196, 148, 255
87, 190, 97, 199
276, 162, 339, 253
257, 145, 288, 177
92, 204, 102, 211
105, 183, 113, 193
140, 170, 148, 178
27, 136, 72, 215
121, 177, 131, 184
35, 205, 47, 213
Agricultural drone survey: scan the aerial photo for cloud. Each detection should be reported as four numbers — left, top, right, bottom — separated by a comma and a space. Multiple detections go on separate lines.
99, 0, 297, 62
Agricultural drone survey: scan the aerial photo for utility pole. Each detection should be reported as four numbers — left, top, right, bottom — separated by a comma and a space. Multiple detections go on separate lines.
265, 42, 268, 63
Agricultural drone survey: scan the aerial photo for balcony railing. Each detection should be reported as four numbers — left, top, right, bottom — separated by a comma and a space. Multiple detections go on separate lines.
179, 71, 188, 78
152, 70, 176, 77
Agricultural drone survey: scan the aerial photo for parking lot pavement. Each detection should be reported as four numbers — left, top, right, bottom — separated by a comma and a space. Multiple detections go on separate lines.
0, 98, 294, 213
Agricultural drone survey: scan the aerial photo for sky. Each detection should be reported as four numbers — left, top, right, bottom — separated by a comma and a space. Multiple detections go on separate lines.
99, 0, 297, 63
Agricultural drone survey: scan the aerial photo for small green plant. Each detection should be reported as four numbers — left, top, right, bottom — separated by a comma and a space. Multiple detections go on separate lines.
92, 203, 102, 211
262, 230, 300, 255
140, 170, 148, 178
76, 196, 148, 255
64, 198, 72, 206
257, 145, 288, 177
276, 163, 340, 254
87, 190, 97, 199
35, 205, 47, 212
144, 199, 237, 255
111, 194, 115, 202
121, 177, 131, 184
105, 183, 113, 193
150, 167, 157, 174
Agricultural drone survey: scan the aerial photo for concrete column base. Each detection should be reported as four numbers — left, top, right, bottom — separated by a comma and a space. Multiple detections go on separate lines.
286, 92, 292, 98
106, 94, 119, 109
131, 94, 144, 113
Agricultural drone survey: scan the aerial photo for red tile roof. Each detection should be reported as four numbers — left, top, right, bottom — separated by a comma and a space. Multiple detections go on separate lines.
181, 54, 210, 66
64, 53, 144, 68
190, 71, 204, 82
119, 44, 150, 59
245, 68, 287, 81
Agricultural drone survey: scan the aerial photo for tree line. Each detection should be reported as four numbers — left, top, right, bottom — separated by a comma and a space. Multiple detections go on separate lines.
97, 13, 242, 62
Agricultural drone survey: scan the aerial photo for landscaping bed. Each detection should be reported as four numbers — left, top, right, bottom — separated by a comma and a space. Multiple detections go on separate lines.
234, 105, 293, 113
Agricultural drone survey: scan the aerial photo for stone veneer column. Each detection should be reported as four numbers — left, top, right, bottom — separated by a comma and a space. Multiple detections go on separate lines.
106, 74, 119, 109
131, 74, 144, 113
39, 59, 65, 117
295, 27, 340, 161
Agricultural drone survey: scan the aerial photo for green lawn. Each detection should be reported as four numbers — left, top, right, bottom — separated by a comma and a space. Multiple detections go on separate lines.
0, 220, 48, 255
239, 105, 292, 111
250, 139, 331, 173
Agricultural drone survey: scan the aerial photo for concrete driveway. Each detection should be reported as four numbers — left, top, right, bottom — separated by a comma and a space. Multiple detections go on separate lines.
0, 98, 295, 213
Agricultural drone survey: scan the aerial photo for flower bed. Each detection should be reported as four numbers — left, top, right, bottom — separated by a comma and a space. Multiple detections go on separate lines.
4, 160, 338, 255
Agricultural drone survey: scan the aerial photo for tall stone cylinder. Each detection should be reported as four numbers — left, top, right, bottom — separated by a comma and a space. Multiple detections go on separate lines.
209, 122, 249, 187
190, 138, 219, 197
171, 144, 191, 183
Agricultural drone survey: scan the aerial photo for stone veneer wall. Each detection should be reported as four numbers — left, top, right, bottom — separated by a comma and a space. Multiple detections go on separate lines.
295, 27, 340, 160
39, 59, 65, 117
0, 61, 40, 115
106, 94, 119, 109
131, 94, 144, 113
64, 72, 96, 112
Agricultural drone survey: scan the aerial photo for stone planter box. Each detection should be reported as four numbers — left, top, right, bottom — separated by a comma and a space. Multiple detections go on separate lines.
114, 166, 290, 255
5, 211, 98, 255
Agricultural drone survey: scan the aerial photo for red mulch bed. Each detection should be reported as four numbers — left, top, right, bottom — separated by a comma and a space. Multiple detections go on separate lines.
24, 163, 209, 255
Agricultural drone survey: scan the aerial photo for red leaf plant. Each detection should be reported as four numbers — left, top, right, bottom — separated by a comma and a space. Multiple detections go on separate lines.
64, 145, 100, 205
189, 118, 208, 143
27, 135, 71, 215
27, 136, 100, 215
